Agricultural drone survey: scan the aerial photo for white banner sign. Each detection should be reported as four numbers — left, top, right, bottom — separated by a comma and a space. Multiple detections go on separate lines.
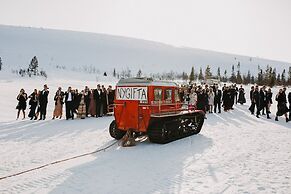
116, 87, 148, 101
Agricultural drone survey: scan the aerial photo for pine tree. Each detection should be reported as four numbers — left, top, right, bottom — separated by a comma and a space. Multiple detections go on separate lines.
29, 56, 39, 75
251, 75, 255, 84
246, 70, 251, 84
236, 62, 242, 84
269, 68, 276, 87
113, 68, 116, 77
281, 69, 286, 85
0, 56, 2, 71
136, 69, 142, 78
223, 70, 228, 82
217, 67, 221, 80
189, 66, 195, 83
204, 65, 212, 80
288, 66, 291, 85
182, 72, 188, 81
276, 73, 281, 85
230, 65, 236, 83
257, 66, 263, 85
198, 67, 204, 80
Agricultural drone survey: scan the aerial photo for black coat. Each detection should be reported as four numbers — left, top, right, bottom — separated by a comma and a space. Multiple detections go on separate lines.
276, 92, 288, 116
288, 92, 291, 104
108, 90, 115, 105
93, 89, 102, 103
253, 90, 260, 105
17, 93, 28, 110
39, 90, 49, 105
196, 92, 206, 111
238, 88, 246, 104
259, 89, 267, 107
64, 92, 75, 103
266, 92, 273, 104
214, 89, 222, 103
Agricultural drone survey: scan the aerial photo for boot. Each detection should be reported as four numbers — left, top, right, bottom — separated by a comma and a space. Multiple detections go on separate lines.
286, 117, 289, 123
275, 116, 278, 121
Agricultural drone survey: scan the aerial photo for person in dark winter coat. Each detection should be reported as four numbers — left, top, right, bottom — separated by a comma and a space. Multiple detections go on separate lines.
229, 85, 236, 109
249, 86, 255, 114
196, 88, 207, 113
253, 86, 260, 118
28, 89, 38, 120
94, 84, 103, 117
266, 88, 273, 119
73, 89, 81, 114
64, 87, 75, 120
102, 86, 108, 115
84, 86, 91, 117
237, 85, 246, 105
222, 87, 232, 111
38, 84, 49, 120
107, 85, 115, 113
259, 86, 267, 115
288, 91, 291, 121
16, 88, 28, 120
213, 84, 222, 113
275, 88, 289, 122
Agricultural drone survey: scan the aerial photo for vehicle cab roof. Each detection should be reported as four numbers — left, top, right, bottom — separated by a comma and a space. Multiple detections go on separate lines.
116, 77, 178, 87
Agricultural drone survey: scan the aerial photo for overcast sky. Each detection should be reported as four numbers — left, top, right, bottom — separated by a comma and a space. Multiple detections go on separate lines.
0, 0, 290, 63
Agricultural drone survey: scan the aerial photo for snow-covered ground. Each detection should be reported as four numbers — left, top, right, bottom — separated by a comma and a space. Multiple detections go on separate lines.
0, 77, 290, 194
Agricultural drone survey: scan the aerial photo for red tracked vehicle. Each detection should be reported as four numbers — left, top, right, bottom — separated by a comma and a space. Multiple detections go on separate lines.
109, 78, 205, 144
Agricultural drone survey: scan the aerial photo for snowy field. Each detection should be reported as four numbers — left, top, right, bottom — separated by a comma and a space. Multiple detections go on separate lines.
0, 77, 291, 194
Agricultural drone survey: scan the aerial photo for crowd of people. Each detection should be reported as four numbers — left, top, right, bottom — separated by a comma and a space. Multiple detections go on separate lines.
16, 82, 291, 123
16, 84, 115, 120
178, 83, 291, 122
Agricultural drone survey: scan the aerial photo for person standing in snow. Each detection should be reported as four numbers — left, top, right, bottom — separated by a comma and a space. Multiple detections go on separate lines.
259, 86, 267, 116
16, 88, 28, 120
101, 85, 108, 115
188, 88, 197, 111
214, 84, 222, 113
38, 84, 49, 120
249, 86, 255, 114
84, 86, 91, 117
266, 88, 273, 119
196, 87, 207, 114
77, 90, 86, 119
52, 87, 64, 119
253, 86, 260, 118
88, 89, 96, 117
28, 89, 38, 120
107, 85, 115, 113
288, 91, 291, 121
275, 88, 289, 122
64, 86, 75, 120
222, 86, 232, 111
208, 88, 214, 113
237, 85, 246, 105
94, 84, 103, 117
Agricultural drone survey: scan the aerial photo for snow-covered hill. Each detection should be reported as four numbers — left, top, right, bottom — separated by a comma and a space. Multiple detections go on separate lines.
0, 25, 290, 77
0, 78, 290, 193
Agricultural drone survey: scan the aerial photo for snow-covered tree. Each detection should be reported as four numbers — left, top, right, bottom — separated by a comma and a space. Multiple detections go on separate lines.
189, 67, 195, 83
217, 67, 221, 80
136, 69, 142, 78
288, 66, 291, 85
204, 65, 212, 80
229, 65, 236, 83
198, 67, 204, 80
113, 68, 116, 77
29, 56, 39, 75
0, 56, 2, 71
281, 69, 286, 85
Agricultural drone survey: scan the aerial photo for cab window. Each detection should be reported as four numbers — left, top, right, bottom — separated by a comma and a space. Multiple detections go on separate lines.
175, 89, 180, 102
165, 89, 172, 101
154, 88, 163, 101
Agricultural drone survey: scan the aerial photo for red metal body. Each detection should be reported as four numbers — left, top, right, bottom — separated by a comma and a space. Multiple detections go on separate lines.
114, 78, 187, 132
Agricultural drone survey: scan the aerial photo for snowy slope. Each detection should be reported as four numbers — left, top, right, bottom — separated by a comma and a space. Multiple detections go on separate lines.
0, 25, 290, 76
0, 78, 290, 194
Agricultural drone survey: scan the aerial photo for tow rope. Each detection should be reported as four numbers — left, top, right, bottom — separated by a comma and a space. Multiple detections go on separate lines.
0, 140, 119, 181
